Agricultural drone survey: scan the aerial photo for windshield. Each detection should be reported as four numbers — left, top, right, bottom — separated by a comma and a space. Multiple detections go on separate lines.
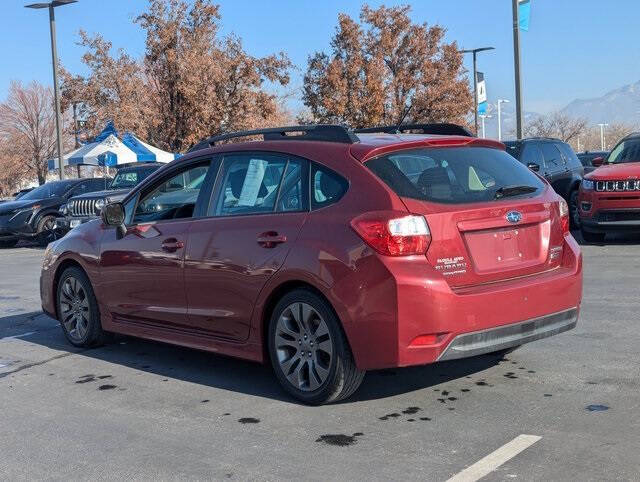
607, 139, 640, 164
109, 168, 157, 189
366, 147, 545, 204
20, 182, 74, 200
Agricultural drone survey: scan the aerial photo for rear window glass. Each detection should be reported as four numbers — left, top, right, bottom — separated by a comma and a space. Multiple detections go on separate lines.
366, 147, 545, 204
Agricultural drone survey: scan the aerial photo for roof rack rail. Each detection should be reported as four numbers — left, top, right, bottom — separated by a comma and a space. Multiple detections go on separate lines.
188, 125, 359, 152
355, 123, 474, 137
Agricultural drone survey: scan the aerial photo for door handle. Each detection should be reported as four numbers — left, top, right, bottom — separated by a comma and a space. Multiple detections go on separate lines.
161, 238, 184, 253
257, 231, 287, 248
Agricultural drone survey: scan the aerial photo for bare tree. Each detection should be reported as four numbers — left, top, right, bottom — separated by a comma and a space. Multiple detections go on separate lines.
524, 111, 587, 143
0, 81, 62, 185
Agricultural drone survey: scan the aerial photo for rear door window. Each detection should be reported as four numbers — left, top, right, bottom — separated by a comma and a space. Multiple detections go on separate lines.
540, 143, 565, 173
211, 153, 308, 216
366, 147, 544, 204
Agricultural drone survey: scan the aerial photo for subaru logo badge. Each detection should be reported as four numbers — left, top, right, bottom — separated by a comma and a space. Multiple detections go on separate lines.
506, 211, 522, 224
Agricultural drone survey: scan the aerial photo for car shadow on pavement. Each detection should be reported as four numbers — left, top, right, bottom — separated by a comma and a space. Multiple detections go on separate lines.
572, 229, 640, 246
6, 312, 504, 404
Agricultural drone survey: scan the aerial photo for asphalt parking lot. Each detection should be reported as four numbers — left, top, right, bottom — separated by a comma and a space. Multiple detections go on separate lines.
1, 233, 639, 481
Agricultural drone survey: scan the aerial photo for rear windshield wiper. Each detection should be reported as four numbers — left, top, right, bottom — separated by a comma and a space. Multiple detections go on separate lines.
494, 185, 538, 199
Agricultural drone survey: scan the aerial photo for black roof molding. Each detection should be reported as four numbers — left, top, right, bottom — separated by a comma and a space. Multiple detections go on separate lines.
188, 125, 359, 152
355, 123, 474, 137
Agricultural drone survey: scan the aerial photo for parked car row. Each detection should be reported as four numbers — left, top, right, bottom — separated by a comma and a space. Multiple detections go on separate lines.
0, 178, 110, 248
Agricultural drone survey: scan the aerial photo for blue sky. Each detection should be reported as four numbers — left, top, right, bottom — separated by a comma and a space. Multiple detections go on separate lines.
2, 0, 639, 116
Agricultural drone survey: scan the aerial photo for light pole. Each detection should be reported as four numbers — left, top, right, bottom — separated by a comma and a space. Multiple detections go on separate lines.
512, 0, 524, 139
479, 114, 492, 139
460, 47, 495, 136
497, 99, 510, 141
25, 0, 77, 181
597, 123, 609, 150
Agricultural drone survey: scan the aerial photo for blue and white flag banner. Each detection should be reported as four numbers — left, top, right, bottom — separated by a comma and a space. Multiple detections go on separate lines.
519, 0, 531, 31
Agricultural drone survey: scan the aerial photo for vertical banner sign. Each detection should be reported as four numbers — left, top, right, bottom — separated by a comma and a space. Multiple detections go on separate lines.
519, 0, 531, 31
476, 71, 487, 115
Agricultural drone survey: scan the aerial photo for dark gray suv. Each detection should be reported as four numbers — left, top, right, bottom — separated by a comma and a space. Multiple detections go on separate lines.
504, 138, 584, 227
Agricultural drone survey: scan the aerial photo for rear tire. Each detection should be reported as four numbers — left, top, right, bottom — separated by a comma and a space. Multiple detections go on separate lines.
56, 266, 108, 348
0, 239, 18, 249
581, 228, 606, 244
268, 289, 365, 405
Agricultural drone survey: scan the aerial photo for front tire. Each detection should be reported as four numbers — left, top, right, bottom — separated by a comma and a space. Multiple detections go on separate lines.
56, 266, 108, 347
268, 289, 365, 405
581, 228, 606, 244
569, 190, 580, 229
36, 215, 58, 247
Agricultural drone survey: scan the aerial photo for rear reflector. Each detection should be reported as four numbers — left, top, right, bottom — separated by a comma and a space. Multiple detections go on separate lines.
351, 212, 431, 256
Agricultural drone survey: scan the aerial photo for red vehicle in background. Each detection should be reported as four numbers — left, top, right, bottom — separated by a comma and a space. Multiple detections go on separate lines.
40, 124, 582, 404
579, 132, 640, 243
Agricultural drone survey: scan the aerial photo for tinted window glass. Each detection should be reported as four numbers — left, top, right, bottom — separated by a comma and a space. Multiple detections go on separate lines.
540, 143, 564, 172
608, 138, 640, 164
213, 153, 289, 216
557, 143, 582, 169
20, 181, 76, 200
133, 163, 209, 223
503, 141, 522, 160
366, 147, 544, 204
521, 144, 544, 167
311, 166, 348, 209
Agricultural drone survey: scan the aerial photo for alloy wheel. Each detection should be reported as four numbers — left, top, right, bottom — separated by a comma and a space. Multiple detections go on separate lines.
274, 302, 333, 391
59, 276, 90, 341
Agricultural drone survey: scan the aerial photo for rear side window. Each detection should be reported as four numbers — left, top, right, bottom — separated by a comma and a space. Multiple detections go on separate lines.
366, 147, 545, 204
521, 144, 544, 167
311, 165, 348, 210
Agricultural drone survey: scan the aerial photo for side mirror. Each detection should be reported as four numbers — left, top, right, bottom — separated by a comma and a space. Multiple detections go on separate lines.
101, 202, 126, 238
526, 162, 540, 172
591, 156, 605, 167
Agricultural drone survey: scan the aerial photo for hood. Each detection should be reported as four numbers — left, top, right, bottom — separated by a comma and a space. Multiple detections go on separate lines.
586, 162, 640, 180
70, 188, 130, 201
0, 198, 57, 215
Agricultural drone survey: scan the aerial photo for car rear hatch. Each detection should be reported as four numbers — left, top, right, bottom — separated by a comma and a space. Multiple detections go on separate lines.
364, 143, 567, 288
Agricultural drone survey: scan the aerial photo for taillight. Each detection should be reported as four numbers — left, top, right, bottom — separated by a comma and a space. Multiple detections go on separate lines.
558, 199, 570, 234
351, 212, 431, 256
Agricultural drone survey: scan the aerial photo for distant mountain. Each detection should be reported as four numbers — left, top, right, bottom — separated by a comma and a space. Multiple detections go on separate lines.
561, 80, 640, 125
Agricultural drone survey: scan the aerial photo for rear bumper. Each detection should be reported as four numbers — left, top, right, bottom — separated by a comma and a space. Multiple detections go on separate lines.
437, 307, 578, 361
346, 235, 582, 370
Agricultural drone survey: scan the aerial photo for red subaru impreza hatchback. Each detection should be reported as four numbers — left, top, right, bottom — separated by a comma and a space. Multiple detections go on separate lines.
40, 124, 582, 404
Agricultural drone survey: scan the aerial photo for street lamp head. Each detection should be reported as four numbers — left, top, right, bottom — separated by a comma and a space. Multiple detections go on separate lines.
25, 0, 76, 8
460, 46, 495, 54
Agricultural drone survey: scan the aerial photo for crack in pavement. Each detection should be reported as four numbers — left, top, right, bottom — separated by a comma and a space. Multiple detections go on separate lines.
0, 349, 87, 380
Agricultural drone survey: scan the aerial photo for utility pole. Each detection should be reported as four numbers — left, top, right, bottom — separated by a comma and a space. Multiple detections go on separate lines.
598, 123, 609, 150
497, 99, 510, 141
512, 0, 524, 139
25, 0, 78, 180
460, 47, 495, 136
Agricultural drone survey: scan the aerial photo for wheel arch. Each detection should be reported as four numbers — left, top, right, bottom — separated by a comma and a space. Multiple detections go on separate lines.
259, 279, 351, 363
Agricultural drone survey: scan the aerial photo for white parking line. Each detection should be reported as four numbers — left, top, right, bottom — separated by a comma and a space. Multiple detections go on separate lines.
446, 434, 542, 482
1, 331, 37, 341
